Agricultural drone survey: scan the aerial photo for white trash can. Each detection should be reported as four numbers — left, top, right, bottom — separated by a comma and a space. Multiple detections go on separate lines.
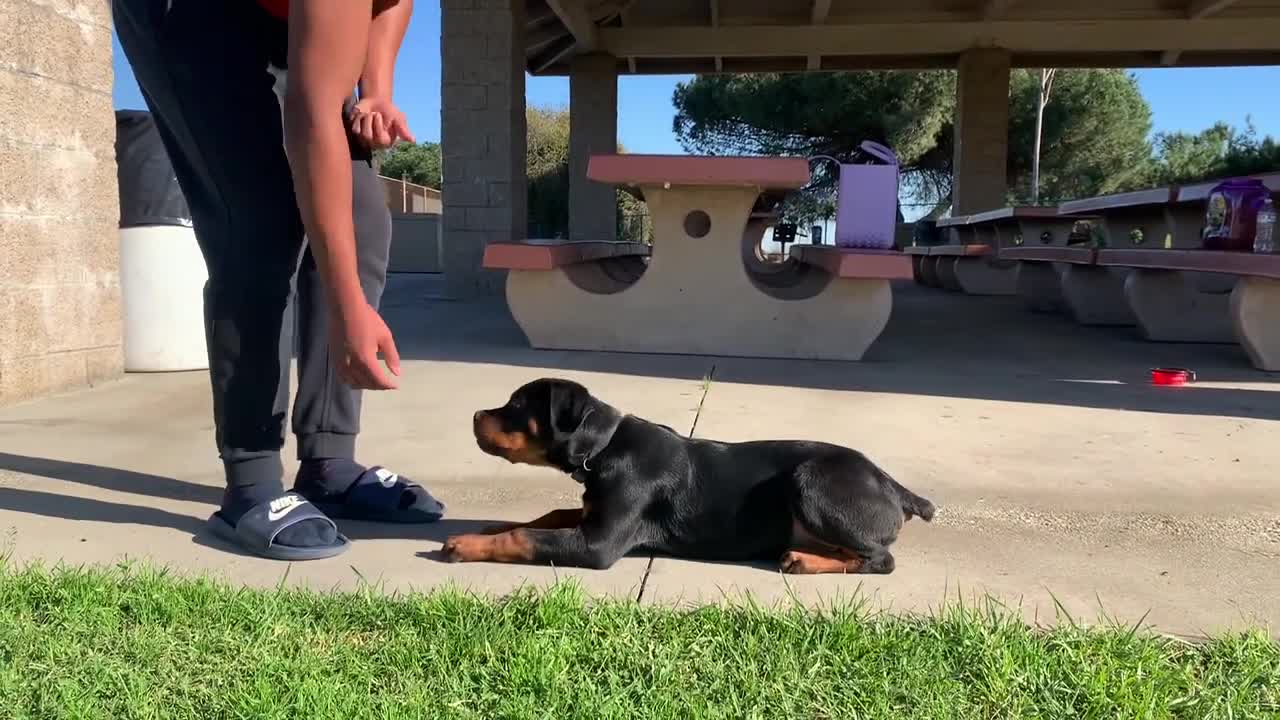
116, 110, 209, 372
120, 225, 209, 371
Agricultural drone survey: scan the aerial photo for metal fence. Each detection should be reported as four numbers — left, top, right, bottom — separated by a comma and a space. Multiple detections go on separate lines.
380, 175, 441, 215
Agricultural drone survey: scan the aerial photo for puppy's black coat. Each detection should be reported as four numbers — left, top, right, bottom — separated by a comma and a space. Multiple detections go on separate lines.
451, 378, 935, 573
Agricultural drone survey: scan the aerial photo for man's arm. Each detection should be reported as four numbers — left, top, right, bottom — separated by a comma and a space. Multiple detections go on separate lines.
361, 0, 413, 101
348, 0, 415, 149
285, 0, 399, 390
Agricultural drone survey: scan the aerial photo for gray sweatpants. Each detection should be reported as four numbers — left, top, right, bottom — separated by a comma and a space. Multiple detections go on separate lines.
111, 0, 392, 493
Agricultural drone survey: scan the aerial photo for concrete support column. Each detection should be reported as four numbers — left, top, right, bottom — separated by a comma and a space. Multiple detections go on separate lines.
952, 49, 1011, 215
0, 0, 121, 405
441, 0, 527, 298
569, 54, 619, 243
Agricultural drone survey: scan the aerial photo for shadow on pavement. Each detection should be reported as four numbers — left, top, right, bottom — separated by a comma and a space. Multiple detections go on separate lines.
382, 275, 1280, 421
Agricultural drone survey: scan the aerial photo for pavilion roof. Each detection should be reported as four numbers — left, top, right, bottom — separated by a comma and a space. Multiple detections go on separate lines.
523, 0, 1280, 75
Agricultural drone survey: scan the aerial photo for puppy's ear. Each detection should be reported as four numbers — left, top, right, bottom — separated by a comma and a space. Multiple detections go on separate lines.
548, 381, 591, 438
547, 381, 613, 469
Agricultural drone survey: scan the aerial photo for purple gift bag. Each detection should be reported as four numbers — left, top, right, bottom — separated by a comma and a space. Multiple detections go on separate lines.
1202, 177, 1270, 252
813, 142, 900, 249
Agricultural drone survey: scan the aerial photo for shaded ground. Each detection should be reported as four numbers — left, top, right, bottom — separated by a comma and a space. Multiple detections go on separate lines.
0, 275, 1277, 637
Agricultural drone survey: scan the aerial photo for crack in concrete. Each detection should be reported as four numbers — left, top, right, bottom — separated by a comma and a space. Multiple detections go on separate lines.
635, 364, 717, 603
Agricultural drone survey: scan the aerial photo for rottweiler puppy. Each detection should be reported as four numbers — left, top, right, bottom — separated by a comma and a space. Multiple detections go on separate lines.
446, 378, 935, 573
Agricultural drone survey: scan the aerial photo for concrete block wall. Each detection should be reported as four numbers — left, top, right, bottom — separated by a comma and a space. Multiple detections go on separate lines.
440, 0, 527, 298
0, 0, 121, 405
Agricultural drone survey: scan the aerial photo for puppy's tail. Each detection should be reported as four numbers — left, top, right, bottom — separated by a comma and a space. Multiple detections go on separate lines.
884, 473, 935, 522
901, 490, 936, 522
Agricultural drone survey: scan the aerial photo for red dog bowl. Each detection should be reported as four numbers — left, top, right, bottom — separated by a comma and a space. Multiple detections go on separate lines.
1151, 367, 1196, 386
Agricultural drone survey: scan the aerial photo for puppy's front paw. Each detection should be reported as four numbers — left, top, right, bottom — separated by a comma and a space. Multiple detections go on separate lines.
442, 534, 490, 563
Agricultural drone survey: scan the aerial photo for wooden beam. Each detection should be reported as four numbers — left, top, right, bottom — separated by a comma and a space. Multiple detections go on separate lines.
982, 0, 1017, 20
546, 0, 599, 52
531, 35, 579, 73
1159, 0, 1242, 66
598, 19, 1280, 58
709, 0, 723, 71
806, 0, 831, 72
532, 50, 1280, 76
527, 22, 572, 53
527, 4, 560, 27
1188, 0, 1240, 19
811, 0, 832, 25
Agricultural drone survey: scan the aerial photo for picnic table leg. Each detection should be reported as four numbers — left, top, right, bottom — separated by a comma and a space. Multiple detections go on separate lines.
953, 257, 1018, 295
1059, 265, 1137, 327
919, 256, 941, 287
1231, 276, 1280, 371
1014, 261, 1069, 314
935, 257, 962, 291
1123, 269, 1234, 343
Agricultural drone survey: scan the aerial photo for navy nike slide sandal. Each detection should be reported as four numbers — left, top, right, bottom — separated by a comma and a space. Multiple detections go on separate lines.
302, 466, 445, 524
206, 493, 350, 561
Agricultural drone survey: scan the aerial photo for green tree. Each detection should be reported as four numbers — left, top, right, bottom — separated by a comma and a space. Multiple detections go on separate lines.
379, 141, 442, 187
671, 69, 1155, 216
526, 106, 571, 237
1007, 69, 1153, 203
1149, 120, 1280, 186
673, 72, 955, 219
525, 105, 650, 241
381, 109, 649, 241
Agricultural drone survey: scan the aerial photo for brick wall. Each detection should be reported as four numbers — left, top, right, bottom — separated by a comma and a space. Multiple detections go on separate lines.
0, 0, 121, 405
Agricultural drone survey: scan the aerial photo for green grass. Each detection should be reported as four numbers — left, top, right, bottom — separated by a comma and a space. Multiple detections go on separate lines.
0, 564, 1277, 720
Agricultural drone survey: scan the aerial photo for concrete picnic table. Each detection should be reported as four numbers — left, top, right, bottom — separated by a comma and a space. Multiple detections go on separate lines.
483, 154, 912, 361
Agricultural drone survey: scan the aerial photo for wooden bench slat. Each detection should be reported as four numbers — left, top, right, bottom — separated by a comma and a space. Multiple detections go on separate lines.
938, 206, 1058, 227
928, 244, 993, 257
934, 215, 971, 229
1000, 246, 1097, 264
483, 240, 650, 271
588, 154, 811, 190
788, 245, 914, 279
967, 206, 1060, 223
1096, 249, 1280, 279
1058, 188, 1175, 216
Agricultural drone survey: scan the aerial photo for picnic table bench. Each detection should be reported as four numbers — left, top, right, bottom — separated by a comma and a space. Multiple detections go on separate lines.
927, 207, 1065, 295
484, 154, 912, 361
1097, 249, 1280, 369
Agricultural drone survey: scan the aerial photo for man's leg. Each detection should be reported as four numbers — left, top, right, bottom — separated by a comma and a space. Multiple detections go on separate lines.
291, 139, 444, 520
112, 0, 337, 549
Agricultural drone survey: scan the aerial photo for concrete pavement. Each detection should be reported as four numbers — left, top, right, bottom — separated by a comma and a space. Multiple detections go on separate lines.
0, 276, 1277, 637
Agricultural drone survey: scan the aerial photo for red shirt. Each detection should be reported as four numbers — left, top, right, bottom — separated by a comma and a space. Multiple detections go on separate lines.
257, 0, 288, 19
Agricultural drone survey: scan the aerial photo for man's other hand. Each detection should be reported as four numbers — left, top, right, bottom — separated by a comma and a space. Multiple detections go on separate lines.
349, 96, 414, 150
330, 299, 402, 390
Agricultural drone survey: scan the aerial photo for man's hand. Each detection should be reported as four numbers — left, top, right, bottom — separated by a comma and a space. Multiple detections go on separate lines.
330, 299, 401, 390
348, 96, 414, 151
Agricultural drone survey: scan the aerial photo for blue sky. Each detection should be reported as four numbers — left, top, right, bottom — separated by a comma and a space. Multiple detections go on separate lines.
112, 5, 1280, 154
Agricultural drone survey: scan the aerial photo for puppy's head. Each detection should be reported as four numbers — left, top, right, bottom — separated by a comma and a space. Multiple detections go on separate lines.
473, 378, 616, 472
